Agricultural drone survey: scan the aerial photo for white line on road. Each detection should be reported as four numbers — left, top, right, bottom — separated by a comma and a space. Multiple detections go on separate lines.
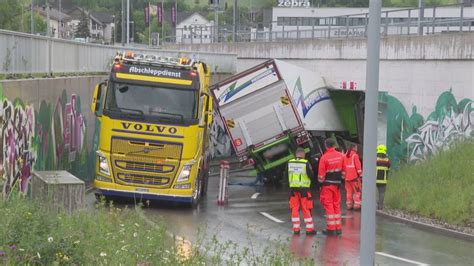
260, 212, 284, 223
376, 252, 429, 266
250, 192, 260, 199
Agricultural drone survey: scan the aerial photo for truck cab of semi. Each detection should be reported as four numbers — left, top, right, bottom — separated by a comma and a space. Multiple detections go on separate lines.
91, 51, 213, 207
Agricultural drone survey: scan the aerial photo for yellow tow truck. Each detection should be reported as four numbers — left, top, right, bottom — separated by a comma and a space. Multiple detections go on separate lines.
91, 51, 213, 207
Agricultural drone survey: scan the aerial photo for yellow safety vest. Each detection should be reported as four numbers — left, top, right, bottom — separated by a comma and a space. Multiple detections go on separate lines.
376, 156, 389, 184
288, 159, 311, 188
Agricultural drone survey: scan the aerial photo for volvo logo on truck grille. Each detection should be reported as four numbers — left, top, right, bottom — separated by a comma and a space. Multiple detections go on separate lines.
121, 122, 178, 134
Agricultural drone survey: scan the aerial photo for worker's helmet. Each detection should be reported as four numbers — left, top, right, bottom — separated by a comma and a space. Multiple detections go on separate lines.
377, 144, 387, 154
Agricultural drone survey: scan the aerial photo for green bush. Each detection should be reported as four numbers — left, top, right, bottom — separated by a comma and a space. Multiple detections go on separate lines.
0, 197, 312, 265
385, 139, 474, 226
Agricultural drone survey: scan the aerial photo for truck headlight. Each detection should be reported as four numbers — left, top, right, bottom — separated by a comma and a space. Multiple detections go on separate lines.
176, 163, 193, 183
98, 154, 110, 176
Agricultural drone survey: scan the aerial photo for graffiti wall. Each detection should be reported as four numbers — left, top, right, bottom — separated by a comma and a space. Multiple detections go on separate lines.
0, 77, 103, 196
381, 89, 474, 169
209, 109, 232, 158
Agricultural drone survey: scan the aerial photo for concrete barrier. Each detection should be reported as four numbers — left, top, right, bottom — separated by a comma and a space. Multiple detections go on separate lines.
0, 29, 237, 75
31, 171, 85, 214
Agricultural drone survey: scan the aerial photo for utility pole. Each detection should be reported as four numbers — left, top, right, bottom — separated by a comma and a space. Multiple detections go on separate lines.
360, 0, 382, 264
59, 0, 62, 38
121, 0, 125, 45
46, 1, 51, 37
126, 0, 130, 44
213, 1, 219, 43
418, 0, 425, 35
233, 0, 237, 42
31, 0, 34, 34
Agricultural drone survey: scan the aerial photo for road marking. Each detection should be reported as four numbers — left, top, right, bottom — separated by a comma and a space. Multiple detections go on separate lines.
376, 252, 429, 265
260, 212, 284, 223
251, 192, 260, 199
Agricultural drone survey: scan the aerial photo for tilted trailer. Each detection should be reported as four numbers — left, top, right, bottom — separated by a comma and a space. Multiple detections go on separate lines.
211, 60, 364, 184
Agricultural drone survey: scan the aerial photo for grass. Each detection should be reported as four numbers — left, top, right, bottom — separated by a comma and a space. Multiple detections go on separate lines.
0, 196, 313, 265
385, 139, 474, 226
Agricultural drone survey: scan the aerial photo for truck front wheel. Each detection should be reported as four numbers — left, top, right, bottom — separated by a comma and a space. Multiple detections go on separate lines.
190, 177, 202, 209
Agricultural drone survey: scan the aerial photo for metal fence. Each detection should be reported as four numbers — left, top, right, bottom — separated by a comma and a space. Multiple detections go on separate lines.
0, 29, 237, 75
163, 3, 474, 44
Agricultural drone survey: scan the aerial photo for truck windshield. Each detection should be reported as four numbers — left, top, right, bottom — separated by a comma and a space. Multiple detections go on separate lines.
104, 82, 197, 124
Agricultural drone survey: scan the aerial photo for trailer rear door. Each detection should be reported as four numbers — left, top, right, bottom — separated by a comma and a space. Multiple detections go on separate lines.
211, 61, 304, 157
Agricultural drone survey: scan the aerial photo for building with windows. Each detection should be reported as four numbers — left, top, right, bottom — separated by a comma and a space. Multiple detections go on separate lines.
267, 6, 474, 38
35, 7, 72, 38
175, 12, 213, 44
67, 7, 115, 44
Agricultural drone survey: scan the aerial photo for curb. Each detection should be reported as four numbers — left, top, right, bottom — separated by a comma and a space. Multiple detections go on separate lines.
376, 210, 474, 242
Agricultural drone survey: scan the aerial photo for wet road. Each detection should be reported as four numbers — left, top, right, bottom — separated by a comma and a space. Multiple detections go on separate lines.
88, 171, 474, 265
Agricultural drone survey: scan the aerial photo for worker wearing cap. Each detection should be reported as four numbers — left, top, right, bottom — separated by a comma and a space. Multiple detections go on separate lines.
344, 144, 362, 210
376, 144, 391, 210
287, 147, 316, 235
318, 139, 346, 236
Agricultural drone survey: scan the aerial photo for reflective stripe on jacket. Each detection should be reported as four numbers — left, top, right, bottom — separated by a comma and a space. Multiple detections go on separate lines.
288, 158, 311, 188
376, 153, 390, 184
318, 147, 346, 185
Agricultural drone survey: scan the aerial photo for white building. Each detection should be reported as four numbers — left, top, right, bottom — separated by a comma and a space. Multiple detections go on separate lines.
268, 5, 474, 39
35, 7, 72, 38
67, 7, 115, 44
176, 12, 213, 44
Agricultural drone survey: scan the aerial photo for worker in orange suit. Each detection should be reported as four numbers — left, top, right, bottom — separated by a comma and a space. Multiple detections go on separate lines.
318, 139, 346, 236
287, 147, 316, 235
344, 144, 362, 210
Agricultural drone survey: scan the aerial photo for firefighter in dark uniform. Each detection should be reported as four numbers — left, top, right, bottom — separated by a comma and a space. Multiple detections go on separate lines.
376, 144, 391, 210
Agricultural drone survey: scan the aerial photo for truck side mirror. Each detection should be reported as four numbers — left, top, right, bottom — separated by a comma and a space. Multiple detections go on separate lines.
91, 82, 106, 116
201, 91, 213, 125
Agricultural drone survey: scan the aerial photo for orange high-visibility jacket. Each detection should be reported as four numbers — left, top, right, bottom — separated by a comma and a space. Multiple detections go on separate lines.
344, 150, 362, 181
318, 147, 346, 184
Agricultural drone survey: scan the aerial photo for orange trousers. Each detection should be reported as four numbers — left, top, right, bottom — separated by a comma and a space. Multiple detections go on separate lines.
289, 191, 315, 233
320, 185, 342, 231
345, 178, 361, 210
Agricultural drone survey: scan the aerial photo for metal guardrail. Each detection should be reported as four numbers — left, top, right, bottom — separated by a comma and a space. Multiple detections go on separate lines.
162, 3, 474, 44
0, 29, 237, 75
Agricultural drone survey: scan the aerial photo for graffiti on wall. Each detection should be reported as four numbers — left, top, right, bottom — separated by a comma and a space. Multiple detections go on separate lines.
383, 89, 473, 168
52, 92, 86, 167
0, 85, 92, 196
209, 109, 232, 158
0, 97, 36, 195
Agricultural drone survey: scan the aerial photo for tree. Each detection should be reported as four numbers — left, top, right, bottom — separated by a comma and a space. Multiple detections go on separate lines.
75, 12, 90, 38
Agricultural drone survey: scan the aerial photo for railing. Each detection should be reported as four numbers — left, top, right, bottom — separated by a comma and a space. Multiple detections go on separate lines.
163, 3, 474, 44
0, 29, 237, 75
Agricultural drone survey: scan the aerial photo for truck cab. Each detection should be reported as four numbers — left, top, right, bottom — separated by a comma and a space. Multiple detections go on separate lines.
91, 52, 213, 207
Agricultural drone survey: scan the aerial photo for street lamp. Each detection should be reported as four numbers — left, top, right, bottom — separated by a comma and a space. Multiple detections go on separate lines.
112, 14, 116, 44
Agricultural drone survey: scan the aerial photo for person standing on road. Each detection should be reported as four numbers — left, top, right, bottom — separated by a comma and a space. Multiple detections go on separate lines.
287, 147, 316, 235
344, 144, 362, 211
376, 144, 391, 210
318, 139, 346, 236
